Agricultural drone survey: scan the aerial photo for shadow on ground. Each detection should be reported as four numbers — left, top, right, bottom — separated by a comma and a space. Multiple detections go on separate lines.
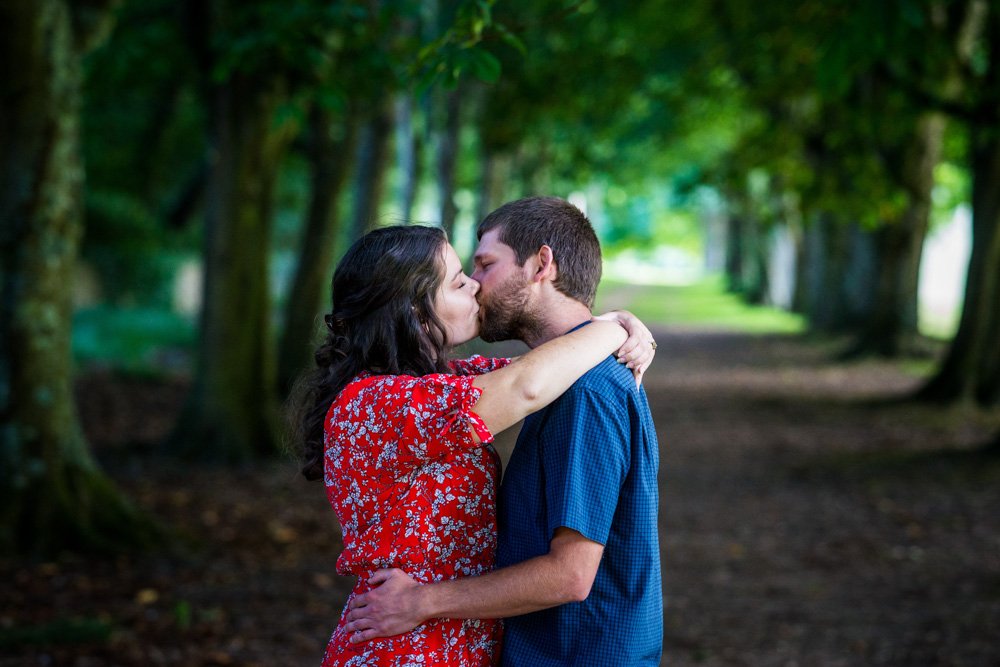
2, 329, 998, 666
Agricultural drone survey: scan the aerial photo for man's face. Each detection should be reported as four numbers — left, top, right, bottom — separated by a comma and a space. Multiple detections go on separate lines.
471, 228, 534, 343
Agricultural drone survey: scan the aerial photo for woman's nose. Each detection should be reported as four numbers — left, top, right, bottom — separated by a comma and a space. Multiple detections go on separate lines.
470, 278, 480, 294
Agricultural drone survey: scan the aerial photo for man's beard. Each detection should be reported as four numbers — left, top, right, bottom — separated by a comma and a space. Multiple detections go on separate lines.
478, 273, 544, 344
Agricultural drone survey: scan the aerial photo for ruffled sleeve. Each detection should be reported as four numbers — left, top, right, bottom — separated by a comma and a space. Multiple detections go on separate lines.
333, 372, 495, 476
448, 354, 511, 376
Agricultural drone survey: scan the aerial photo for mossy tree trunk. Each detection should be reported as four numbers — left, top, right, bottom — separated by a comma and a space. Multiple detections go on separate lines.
172, 63, 295, 460
0, 0, 160, 555
277, 107, 357, 395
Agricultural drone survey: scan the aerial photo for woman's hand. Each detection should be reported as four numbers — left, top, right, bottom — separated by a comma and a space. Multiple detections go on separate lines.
593, 310, 657, 384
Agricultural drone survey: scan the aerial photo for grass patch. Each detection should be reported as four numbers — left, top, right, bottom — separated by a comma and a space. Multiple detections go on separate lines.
73, 307, 195, 376
0, 617, 115, 649
595, 275, 806, 333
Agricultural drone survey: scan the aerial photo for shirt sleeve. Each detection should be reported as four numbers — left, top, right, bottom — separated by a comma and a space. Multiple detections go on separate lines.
542, 387, 630, 546
349, 373, 494, 471
448, 354, 511, 376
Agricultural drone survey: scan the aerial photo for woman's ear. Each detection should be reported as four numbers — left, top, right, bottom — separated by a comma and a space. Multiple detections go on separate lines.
413, 304, 429, 330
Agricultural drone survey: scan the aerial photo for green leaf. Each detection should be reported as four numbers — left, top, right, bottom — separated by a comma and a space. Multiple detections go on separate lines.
496, 23, 527, 56
467, 49, 501, 84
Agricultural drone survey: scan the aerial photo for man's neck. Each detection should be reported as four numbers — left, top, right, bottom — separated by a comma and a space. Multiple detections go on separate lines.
522, 297, 593, 349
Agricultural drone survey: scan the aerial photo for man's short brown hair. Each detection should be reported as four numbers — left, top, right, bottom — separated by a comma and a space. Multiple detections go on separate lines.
477, 196, 603, 308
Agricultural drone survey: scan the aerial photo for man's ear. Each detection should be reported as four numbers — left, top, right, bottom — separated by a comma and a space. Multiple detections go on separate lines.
532, 245, 557, 283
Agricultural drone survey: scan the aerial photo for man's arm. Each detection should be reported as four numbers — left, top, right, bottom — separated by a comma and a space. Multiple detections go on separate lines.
343, 527, 603, 643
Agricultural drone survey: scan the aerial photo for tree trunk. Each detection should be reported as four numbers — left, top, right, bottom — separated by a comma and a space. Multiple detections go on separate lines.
172, 71, 294, 461
803, 214, 874, 332
976, 261, 1000, 405
917, 126, 1000, 403
437, 88, 462, 237
0, 0, 160, 555
849, 113, 945, 357
971, 136, 1000, 406
724, 212, 745, 293
277, 107, 357, 395
395, 93, 421, 222
476, 151, 511, 225
348, 96, 394, 239
740, 214, 769, 305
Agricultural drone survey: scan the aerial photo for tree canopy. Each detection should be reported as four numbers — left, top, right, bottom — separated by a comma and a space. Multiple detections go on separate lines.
2, 0, 999, 555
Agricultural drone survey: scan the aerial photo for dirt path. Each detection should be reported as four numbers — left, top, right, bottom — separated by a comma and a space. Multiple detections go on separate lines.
3, 330, 999, 666
639, 329, 1000, 667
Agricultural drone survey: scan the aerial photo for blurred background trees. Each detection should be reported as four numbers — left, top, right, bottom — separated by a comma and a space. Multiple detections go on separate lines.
2, 0, 998, 555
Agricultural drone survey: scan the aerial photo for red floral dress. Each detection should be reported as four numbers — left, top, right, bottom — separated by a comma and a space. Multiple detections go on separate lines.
322, 355, 510, 667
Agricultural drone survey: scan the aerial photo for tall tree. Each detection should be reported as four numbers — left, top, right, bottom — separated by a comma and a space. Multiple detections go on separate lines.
171, 0, 313, 461
348, 95, 396, 237
0, 0, 160, 554
395, 93, 423, 222
278, 107, 357, 394
864, 0, 1000, 404
278, 0, 506, 392
850, 111, 946, 355
436, 88, 463, 237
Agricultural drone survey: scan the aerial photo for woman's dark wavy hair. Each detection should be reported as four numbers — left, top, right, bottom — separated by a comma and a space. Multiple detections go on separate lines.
291, 225, 453, 480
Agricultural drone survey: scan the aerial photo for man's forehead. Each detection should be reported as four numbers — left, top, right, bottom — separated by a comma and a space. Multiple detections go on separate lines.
474, 230, 515, 260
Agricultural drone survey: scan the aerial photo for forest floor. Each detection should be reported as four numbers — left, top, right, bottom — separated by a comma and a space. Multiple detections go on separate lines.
3, 328, 1000, 666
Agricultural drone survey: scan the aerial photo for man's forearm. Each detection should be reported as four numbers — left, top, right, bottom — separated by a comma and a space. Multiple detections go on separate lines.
418, 551, 588, 620
344, 528, 603, 642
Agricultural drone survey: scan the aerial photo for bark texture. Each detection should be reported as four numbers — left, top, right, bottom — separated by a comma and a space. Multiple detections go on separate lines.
0, 0, 160, 555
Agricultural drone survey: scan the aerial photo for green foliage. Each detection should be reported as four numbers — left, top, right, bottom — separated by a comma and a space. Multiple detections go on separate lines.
210, 1, 346, 85
82, 191, 191, 306
173, 600, 193, 632
81, 0, 205, 308
414, 0, 512, 91
69, 0, 995, 374
72, 307, 195, 375
930, 160, 971, 231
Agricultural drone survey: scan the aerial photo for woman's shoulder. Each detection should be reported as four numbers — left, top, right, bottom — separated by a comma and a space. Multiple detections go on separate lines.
330, 370, 486, 435
448, 355, 511, 376
339, 372, 419, 398
338, 370, 474, 404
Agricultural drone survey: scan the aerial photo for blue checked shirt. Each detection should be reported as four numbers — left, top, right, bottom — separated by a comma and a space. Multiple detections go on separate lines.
497, 340, 663, 666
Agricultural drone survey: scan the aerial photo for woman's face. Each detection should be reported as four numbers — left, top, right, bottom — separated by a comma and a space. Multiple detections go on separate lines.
433, 242, 481, 346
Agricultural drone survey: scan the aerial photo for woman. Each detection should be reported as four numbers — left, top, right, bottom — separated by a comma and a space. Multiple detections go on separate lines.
294, 225, 652, 666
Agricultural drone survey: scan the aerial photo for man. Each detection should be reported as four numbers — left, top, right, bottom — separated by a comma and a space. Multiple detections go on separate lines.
344, 196, 662, 665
